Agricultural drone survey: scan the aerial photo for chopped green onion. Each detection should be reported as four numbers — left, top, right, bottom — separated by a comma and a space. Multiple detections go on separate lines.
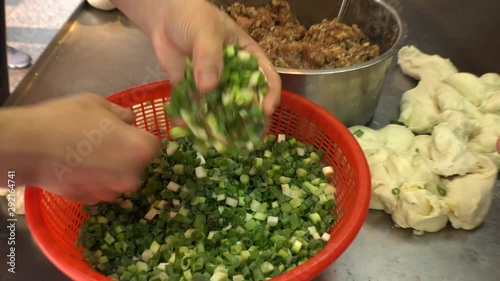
173, 164, 185, 175
226, 197, 239, 207
277, 134, 286, 143
167, 43, 268, 156
264, 150, 273, 158
437, 186, 447, 196
97, 216, 108, 224
290, 198, 303, 208
233, 274, 245, 281
195, 166, 207, 178
166, 181, 180, 192
141, 249, 153, 262
309, 213, 321, 224
296, 168, 308, 178
291, 240, 303, 253
119, 199, 133, 210
322, 166, 334, 178
217, 194, 226, 201
78, 136, 337, 281
166, 141, 179, 155
136, 261, 149, 272
279, 176, 291, 184
150, 241, 161, 254
245, 213, 253, 221
310, 152, 320, 162
353, 129, 364, 138
260, 262, 274, 274
267, 216, 279, 226
254, 212, 268, 221
144, 208, 158, 220
104, 232, 115, 245
183, 269, 192, 280
321, 184, 336, 195
321, 233, 331, 242
178, 207, 190, 217
250, 200, 261, 212
240, 174, 250, 185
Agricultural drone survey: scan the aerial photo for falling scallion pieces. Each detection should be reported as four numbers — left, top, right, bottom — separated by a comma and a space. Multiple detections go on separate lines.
166, 43, 268, 156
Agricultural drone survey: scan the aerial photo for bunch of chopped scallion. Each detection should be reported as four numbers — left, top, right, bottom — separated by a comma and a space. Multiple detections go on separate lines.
165, 43, 268, 156
78, 134, 337, 281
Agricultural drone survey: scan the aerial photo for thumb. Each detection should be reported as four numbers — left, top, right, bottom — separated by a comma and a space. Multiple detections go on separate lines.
82, 94, 135, 124
109, 103, 136, 125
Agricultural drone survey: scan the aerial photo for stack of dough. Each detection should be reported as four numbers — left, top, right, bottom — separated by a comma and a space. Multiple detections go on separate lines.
398, 45, 500, 168
349, 46, 499, 234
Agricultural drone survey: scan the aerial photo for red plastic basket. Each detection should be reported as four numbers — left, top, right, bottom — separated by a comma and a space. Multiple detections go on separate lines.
25, 80, 371, 281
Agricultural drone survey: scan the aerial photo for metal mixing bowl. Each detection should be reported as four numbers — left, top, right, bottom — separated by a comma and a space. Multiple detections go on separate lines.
214, 0, 407, 127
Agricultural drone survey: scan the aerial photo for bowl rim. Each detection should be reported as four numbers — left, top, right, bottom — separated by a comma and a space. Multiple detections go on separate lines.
276, 0, 408, 75
24, 80, 372, 281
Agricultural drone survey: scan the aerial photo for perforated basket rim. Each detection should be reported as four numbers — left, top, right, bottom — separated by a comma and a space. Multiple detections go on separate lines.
25, 80, 371, 281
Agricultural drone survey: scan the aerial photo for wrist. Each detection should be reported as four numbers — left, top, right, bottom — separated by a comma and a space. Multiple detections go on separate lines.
0, 107, 42, 185
110, 0, 173, 36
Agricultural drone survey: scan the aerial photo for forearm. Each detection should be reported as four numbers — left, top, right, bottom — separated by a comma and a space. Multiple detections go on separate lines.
0, 107, 41, 186
110, 0, 176, 36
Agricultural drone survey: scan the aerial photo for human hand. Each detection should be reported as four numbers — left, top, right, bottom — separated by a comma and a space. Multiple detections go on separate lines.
110, 0, 282, 118
1, 94, 160, 204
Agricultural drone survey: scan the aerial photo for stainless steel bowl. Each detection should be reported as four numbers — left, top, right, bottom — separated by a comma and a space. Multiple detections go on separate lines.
214, 0, 407, 126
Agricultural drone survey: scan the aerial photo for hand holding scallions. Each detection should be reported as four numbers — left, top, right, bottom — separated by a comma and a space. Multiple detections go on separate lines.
166, 43, 269, 156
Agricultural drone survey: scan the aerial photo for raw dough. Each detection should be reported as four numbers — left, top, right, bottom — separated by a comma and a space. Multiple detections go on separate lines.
370, 162, 399, 212
444, 155, 498, 230
391, 185, 450, 233
442, 72, 492, 107
354, 46, 500, 234
378, 124, 415, 153
480, 73, 500, 92
434, 83, 482, 120
479, 91, 500, 114
407, 135, 433, 158
429, 111, 481, 176
468, 123, 500, 168
399, 80, 441, 134
349, 126, 391, 167
397, 45, 458, 82
349, 126, 387, 144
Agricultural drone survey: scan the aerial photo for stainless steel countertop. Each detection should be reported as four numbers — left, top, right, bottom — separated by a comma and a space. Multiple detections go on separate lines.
1, 0, 500, 280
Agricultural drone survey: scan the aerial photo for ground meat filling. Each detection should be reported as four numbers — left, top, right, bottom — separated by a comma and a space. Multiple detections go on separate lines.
225, 0, 381, 69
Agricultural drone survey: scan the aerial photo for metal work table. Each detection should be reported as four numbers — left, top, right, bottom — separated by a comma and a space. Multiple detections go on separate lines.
1, 0, 500, 280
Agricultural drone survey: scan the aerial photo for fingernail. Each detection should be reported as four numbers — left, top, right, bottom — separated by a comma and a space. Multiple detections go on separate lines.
196, 67, 219, 92
110, 103, 126, 114
110, 103, 135, 122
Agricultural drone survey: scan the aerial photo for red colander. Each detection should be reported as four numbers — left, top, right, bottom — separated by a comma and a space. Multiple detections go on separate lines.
24, 80, 371, 281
